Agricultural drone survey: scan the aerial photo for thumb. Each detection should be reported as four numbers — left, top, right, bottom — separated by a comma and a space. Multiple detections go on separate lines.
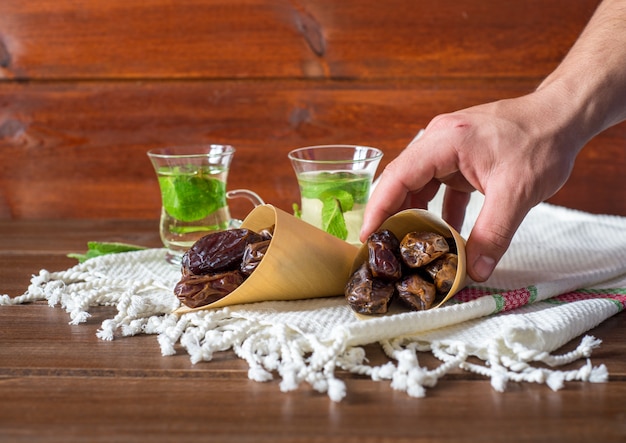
465, 191, 531, 282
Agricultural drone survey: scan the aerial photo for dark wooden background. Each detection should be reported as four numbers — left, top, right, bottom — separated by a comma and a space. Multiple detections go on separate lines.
1, 0, 623, 221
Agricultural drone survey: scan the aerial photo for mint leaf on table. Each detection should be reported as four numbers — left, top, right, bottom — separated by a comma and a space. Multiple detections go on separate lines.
67, 242, 146, 263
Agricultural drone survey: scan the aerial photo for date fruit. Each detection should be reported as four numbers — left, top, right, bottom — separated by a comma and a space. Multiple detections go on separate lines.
240, 239, 270, 276
396, 273, 436, 311
176, 227, 273, 308
424, 253, 458, 295
345, 229, 458, 315
367, 230, 402, 280
182, 229, 264, 275
400, 231, 449, 268
344, 263, 395, 315
174, 271, 245, 308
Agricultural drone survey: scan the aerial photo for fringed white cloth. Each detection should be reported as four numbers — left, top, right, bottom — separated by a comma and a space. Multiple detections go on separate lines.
3, 193, 626, 401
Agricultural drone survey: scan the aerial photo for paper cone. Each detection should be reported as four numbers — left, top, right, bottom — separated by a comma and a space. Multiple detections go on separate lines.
350, 209, 468, 314
175, 204, 359, 314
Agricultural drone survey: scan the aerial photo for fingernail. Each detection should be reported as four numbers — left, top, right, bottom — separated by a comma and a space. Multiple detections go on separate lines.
473, 255, 496, 282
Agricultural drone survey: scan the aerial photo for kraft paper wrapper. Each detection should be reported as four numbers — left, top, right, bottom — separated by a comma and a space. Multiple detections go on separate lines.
351, 209, 468, 318
174, 204, 359, 314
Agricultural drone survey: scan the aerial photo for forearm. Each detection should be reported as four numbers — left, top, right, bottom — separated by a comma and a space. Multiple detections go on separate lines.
536, 0, 626, 143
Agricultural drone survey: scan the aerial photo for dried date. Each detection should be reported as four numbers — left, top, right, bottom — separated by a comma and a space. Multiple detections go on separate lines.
174, 270, 245, 308
400, 231, 449, 268
181, 228, 264, 275
367, 229, 402, 281
345, 228, 460, 315
175, 226, 275, 308
258, 225, 274, 241
424, 253, 458, 295
344, 263, 395, 315
240, 239, 271, 276
395, 273, 436, 311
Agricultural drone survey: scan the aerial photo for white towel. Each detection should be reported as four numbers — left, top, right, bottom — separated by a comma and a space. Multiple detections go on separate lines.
3, 191, 625, 401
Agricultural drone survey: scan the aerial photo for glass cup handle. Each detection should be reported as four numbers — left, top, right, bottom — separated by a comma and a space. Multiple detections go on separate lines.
226, 189, 265, 207
226, 189, 264, 229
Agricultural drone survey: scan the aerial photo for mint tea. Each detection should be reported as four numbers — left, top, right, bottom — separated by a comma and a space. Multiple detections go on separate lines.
289, 145, 383, 246
148, 144, 264, 253
156, 165, 230, 250
296, 170, 372, 245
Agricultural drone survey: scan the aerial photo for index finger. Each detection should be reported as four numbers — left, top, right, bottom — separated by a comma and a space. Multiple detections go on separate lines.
359, 147, 437, 241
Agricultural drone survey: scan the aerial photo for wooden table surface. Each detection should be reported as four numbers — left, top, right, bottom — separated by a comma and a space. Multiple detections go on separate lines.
1, 219, 625, 443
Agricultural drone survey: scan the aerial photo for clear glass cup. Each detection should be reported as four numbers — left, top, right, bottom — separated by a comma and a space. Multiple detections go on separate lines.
288, 145, 383, 245
148, 144, 264, 252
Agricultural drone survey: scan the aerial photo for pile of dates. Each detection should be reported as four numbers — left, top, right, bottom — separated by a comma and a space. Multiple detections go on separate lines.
345, 229, 458, 315
174, 226, 274, 308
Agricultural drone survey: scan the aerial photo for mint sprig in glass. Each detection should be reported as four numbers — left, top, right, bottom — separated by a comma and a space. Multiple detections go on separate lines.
288, 146, 383, 245
148, 145, 263, 253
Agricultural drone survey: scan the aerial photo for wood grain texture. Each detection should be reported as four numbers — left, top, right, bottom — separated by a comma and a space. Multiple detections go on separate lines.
1, 80, 625, 219
1, 376, 624, 443
2, 2, 625, 435
0, 0, 599, 80
1, 290, 625, 443
0, 219, 625, 443
1, 0, 624, 222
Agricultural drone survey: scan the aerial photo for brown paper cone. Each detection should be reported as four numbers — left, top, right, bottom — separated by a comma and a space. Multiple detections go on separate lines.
351, 209, 468, 317
175, 204, 359, 314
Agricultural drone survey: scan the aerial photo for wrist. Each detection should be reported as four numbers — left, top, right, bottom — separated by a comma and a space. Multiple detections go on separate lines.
535, 0, 626, 143
538, 72, 624, 145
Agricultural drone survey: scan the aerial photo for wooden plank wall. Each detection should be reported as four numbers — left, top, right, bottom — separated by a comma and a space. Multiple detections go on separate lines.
1, 0, 623, 220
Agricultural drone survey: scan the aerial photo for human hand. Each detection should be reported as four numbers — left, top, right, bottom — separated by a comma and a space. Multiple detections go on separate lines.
360, 93, 583, 282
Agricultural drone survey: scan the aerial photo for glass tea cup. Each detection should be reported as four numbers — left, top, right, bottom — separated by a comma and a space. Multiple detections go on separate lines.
288, 145, 383, 246
148, 144, 264, 252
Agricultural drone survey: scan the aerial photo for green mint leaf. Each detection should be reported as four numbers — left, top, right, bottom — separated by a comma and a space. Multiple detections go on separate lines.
300, 172, 347, 199
159, 171, 226, 222
321, 197, 348, 240
299, 171, 370, 204
292, 203, 302, 218
321, 189, 354, 213
67, 242, 146, 263
66, 252, 94, 263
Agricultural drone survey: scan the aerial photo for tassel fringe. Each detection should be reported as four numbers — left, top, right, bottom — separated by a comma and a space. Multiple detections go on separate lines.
0, 252, 613, 402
